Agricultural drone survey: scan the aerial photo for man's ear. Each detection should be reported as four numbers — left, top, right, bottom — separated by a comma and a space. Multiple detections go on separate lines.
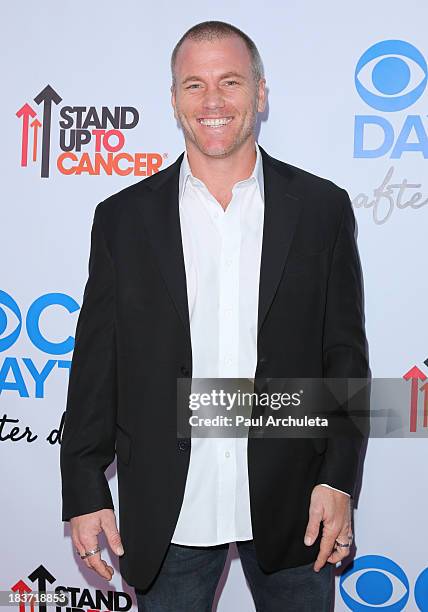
257, 78, 267, 113
171, 85, 178, 120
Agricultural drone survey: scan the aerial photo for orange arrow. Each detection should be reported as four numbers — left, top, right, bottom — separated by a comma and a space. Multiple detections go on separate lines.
420, 381, 428, 428
31, 118, 42, 162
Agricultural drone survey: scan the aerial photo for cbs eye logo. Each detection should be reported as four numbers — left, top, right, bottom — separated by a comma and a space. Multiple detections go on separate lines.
0, 291, 22, 352
340, 555, 428, 611
355, 40, 427, 112
0, 290, 78, 354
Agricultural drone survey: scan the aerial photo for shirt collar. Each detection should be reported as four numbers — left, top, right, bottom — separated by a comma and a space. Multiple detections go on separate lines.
178, 141, 264, 205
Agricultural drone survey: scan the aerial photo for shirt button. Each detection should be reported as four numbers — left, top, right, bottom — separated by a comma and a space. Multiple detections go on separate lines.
225, 356, 232, 365
225, 451, 231, 458
224, 307, 232, 316
225, 259, 232, 267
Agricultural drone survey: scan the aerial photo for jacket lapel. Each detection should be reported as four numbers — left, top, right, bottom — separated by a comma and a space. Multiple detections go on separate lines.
136, 145, 302, 341
136, 152, 191, 338
257, 145, 302, 334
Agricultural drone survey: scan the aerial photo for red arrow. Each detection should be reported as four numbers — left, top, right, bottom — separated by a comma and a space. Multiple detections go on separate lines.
403, 366, 427, 432
29, 594, 36, 612
11, 579, 32, 612
31, 118, 42, 162
16, 104, 36, 167
420, 381, 428, 428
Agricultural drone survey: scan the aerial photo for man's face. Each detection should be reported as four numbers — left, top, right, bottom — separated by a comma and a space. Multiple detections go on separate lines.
171, 35, 266, 158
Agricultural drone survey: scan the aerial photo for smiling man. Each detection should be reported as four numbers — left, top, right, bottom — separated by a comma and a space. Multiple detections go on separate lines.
60, 20, 370, 612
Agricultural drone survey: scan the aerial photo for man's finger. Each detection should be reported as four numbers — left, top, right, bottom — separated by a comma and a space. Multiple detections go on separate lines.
86, 551, 114, 580
101, 512, 124, 556
313, 527, 338, 572
304, 505, 323, 546
80, 535, 113, 580
72, 535, 93, 570
326, 530, 353, 564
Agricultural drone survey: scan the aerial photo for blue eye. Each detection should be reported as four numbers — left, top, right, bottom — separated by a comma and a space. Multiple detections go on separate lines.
355, 40, 427, 112
0, 290, 22, 352
340, 555, 409, 610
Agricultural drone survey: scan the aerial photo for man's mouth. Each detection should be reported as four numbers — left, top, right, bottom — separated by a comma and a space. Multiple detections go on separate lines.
197, 117, 233, 127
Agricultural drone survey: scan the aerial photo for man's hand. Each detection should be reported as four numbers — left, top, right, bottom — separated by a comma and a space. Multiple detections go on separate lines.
304, 485, 352, 572
70, 509, 124, 580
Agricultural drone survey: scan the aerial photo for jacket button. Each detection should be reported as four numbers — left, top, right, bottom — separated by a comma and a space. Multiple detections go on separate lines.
180, 365, 190, 376
178, 439, 190, 451
259, 356, 267, 364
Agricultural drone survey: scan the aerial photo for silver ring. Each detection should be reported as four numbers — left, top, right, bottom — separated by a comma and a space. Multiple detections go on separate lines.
336, 540, 351, 548
80, 545, 100, 559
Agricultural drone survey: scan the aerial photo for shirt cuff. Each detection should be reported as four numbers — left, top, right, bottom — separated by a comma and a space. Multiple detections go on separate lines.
319, 483, 351, 497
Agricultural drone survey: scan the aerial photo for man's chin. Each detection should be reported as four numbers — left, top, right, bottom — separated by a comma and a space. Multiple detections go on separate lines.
197, 141, 237, 158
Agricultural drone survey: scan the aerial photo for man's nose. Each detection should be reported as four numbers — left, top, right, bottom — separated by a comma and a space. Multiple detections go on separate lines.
202, 86, 226, 110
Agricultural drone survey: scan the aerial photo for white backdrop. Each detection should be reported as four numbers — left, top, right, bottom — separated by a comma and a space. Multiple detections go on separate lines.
2, 1, 428, 610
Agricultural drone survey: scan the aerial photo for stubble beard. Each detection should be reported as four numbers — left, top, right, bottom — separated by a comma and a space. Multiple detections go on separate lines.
176, 96, 259, 159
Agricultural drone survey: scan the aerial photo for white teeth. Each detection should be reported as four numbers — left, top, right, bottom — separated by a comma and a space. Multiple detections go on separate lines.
199, 117, 232, 126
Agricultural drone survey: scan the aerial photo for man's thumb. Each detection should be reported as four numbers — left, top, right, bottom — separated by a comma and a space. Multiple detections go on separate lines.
103, 517, 124, 555
304, 523, 319, 546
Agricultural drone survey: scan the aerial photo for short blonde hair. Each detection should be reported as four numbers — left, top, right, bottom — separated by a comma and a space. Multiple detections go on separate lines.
171, 20, 264, 89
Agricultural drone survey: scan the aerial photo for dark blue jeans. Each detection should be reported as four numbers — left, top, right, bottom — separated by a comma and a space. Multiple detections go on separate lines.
135, 540, 333, 611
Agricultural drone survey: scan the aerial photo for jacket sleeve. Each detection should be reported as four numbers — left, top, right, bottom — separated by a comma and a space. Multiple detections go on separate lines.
60, 202, 117, 521
315, 188, 370, 498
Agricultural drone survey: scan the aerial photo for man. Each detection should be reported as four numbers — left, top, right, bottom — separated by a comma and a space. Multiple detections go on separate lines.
60, 20, 370, 611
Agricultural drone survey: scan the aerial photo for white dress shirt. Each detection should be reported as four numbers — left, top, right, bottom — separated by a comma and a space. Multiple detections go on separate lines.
171, 141, 349, 547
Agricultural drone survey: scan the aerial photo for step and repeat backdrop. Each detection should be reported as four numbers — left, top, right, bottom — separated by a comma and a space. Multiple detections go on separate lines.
2, 1, 427, 610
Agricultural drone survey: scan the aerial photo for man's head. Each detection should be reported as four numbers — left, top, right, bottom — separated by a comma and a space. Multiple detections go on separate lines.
170, 21, 266, 159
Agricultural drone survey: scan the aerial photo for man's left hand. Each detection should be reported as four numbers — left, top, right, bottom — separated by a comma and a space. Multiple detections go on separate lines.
304, 484, 353, 572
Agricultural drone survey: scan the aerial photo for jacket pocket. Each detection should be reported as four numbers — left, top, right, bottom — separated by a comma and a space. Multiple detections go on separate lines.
115, 425, 132, 465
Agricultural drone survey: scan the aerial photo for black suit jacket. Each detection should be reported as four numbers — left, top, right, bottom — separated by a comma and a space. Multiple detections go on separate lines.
60, 145, 370, 591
